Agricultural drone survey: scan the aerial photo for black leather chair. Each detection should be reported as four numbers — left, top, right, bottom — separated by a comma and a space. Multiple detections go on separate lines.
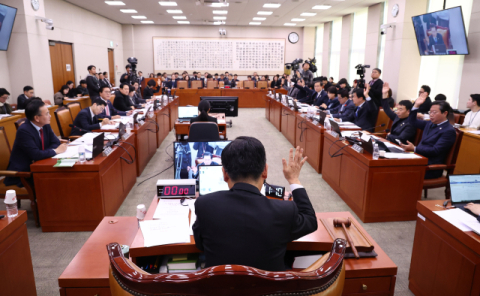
188, 122, 221, 142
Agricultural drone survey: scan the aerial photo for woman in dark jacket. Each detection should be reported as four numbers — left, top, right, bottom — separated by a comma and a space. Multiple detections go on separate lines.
270, 75, 281, 89
54, 85, 70, 106
190, 100, 218, 124
143, 79, 161, 100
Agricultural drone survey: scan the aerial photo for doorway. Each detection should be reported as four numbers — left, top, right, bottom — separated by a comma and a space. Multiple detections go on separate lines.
108, 49, 115, 86
49, 41, 75, 93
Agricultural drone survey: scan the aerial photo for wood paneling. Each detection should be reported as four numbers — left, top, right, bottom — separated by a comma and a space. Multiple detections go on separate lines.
49, 42, 75, 94
454, 132, 480, 174
108, 49, 115, 86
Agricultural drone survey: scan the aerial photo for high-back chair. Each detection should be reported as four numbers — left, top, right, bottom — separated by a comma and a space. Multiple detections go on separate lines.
14, 118, 27, 130
219, 81, 225, 88
257, 81, 268, 89
243, 81, 255, 89
67, 102, 82, 121
188, 122, 221, 142
374, 109, 391, 133
177, 81, 188, 89
0, 127, 40, 226
207, 80, 219, 89
191, 80, 203, 89
236, 80, 243, 89
55, 107, 80, 140
423, 128, 464, 199
108, 239, 346, 296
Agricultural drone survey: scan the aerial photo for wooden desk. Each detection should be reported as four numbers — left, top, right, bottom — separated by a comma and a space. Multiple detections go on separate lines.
154, 104, 171, 148
0, 211, 37, 296
11, 105, 60, 137
322, 132, 428, 222
455, 131, 480, 174
409, 200, 480, 296
269, 97, 283, 131
31, 134, 137, 232
58, 216, 138, 296
63, 96, 91, 109
168, 97, 179, 130
174, 113, 227, 140
128, 195, 398, 295
0, 115, 21, 146
133, 119, 158, 176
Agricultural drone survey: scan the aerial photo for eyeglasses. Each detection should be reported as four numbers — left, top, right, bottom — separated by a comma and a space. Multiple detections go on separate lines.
429, 110, 439, 115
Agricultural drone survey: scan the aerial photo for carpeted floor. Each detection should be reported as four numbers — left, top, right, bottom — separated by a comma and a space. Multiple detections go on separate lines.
0, 108, 448, 296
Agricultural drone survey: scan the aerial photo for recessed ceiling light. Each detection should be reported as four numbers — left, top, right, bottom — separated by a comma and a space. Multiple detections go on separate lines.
213, 21, 224, 25
284, 23, 296, 26
159, 1, 177, 6
250, 22, 262, 25
257, 11, 273, 15
173, 16, 186, 19
312, 5, 332, 10
253, 17, 266, 21
213, 16, 226, 20
263, 3, 281, 8
141, 20, 154, 23
291, 18, 305, 22
300, 12, 317, 16
177, 21, 190, 24
166, 9, 182, 13
105, 1, 125, 5
210, 3, 229, 7
132, 16, 147, 19
213, 10, 228, 14
120, 9, 137, 13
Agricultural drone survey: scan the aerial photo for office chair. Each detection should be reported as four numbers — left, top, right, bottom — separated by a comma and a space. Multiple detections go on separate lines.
207, 81, 218, 89
257, 81, 268, 89
108, 239, 346, 296
243, 81, 255, 89
54, 107, 80, 140
219, 81, 225, 88
374, 109, 391, 133
191, 80, 203, 89
177, 81, 188, 89
67, 102, 82, 120
0, 127, 40, 226
188, 122, 221, 142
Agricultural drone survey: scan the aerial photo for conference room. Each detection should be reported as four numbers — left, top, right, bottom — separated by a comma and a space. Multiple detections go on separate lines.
1, 0, 480, 295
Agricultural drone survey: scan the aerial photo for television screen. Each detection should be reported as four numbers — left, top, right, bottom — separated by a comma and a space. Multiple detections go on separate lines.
412, 7, 469, 56
0, 4, 17, 51
200, 96, 239, 117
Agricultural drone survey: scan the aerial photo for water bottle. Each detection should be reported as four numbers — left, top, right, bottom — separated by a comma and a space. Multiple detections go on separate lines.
78, 145, 86, 163
373, 143, 380, 160
4, 190, 18, 218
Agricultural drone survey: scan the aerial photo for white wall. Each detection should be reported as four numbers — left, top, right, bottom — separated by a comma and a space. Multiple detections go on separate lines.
0, 52, 12, 101
122, 24, 304, 76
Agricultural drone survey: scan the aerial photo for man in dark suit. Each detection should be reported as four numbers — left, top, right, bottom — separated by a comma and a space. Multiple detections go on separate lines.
138, 71, 144, 85
428, 26, 446, 52
167, 73, 178, 89
113, 84, 137, 112
193, 137, 317, 271
347, 85, 378, 130
99, 73, 108, 88
144, 79, 161, 100
293, 79, 313, 104
120, 65, 132, 85
71, 98, 111, 136
415, 85, 433, 117
97, 86, 133, 120
400, 94, 456, 179
381, 82, 416, 144
17, 86, 35, 110
77, 80, 89, 96
318, 86, 340, 110
224, 74, 236, 88
330, 90, 355, 122
0, 88, 13, 114
367, 68, 384, 108
311, 82, 329, 107
4, 99, 67, 187
192, 142, 214, 159
188, 152, 220, 179
86, 65, 101, 99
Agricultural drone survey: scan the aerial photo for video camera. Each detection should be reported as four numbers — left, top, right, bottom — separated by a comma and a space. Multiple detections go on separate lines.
354, 64, 370, 89
304, 57, 318, 73
285, 58, 303, 72
127, 57, 138, 85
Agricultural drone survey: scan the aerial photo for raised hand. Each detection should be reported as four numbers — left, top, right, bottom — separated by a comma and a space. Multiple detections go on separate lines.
282, 146, 307, 185
415, 92, 428, 108
364, 83, 370, 99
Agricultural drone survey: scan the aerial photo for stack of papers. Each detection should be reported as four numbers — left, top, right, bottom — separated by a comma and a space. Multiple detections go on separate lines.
339, 130, 360, 138
53, 159, 77, 167
69, 132, 102, 146
139, 219, 191, 247
383, 153, 420, 159
153, 199, 191, 220
0, 114, 13, 119
434, 209, 480, 235
11, 110, 25, 114
53, 145, 92, 159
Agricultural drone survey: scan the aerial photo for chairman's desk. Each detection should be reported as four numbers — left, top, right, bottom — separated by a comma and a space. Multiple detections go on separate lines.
174, 113, 227, 140
409, 200, 480, 296
59, 195, 397, 296
454, 130, 480, 174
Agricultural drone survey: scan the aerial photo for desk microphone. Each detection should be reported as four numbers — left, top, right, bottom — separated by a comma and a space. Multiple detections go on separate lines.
69, 124, 87, 134
361, 123, 385, 132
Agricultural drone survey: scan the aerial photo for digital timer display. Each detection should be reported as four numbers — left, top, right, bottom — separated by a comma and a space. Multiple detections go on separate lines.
158, 185, 196, 197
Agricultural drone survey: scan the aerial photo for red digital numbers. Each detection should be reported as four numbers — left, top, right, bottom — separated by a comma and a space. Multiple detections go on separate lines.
163, 186, 189, 196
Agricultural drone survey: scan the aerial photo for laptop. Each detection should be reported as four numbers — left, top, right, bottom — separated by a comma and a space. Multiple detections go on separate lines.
178, 106, 198, 122
449, 174, 480, 216
198, 165, 229, 196
375, 140, 405, 153
91, 133, 105, 159
330, 119, 342, 137
118, 122, 126, 139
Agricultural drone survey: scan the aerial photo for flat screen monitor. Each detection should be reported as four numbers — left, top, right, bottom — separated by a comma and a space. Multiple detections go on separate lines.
198, 165, 229, 196
200, 96, 238, 117
0, 4, 17, 51
412, 6, 469, 56
449, 174, 480, 204
178, 106, 198, 119
173, 141, 231, 179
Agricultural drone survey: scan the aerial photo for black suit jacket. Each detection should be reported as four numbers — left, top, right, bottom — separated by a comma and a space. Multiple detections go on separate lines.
224, 79, 236, 88
0, 103, 12, 114
368, 79, 384, 108
17, 95, 29, 110
415, 97, 432, 114
86, 75, 100, 98
113, 91, 135, 112
353, 98, 378, 130
190, 115, 218, 124
381, 99, 416, 144
313, 90, 329, 107
97, 99, 127, 119
294, 84, 313, 104
331, 99, 355, 122
193, 183, 317, 271
143, 86, 160, 100
5, 120, 60, 186
428, 33, 445, 50
71, 107, 101, 136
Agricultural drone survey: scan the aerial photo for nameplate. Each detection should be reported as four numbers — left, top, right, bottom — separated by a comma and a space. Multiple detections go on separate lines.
330, 131, 339, 138
103, 147, 114, 157
122, 133, 130, 140
352, 144, 364, 154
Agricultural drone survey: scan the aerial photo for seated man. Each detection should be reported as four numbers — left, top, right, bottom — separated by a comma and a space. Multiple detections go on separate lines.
465, 203, 480, 222
224, 74, 236, 88
342, 86, 378, 130
76, 80, 89, 96
113, 84, 136, 112
318, 86, 340, 110
97, 86, 132, 119
329, 90, 355, 122
381, 82, 416, 144
4, 99, 67, 187
400, 93, 456, 179
0, 88, 12, 114
71, 99, 111, 136
414, 85, 432, 116
188, 152, 220, 178
310, 81, 328, 107
193, 138, 317, 271
293, 79, 313, 104
144, 79, 161, 100
17, 86, 35, 110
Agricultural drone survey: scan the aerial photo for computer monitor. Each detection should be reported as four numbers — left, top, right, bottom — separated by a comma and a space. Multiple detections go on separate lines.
178, 106, 199, 120
200, 96, 238, 117
0, 4, 17, 51
173, 141, 231, 179
198, 165, 229, 196
91, 133, 105, 159
449, 174, 480, 204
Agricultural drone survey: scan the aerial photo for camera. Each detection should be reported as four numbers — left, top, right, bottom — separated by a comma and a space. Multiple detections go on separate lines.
35, 17, 54, 30
304, 57, 318, 73
380, 23, 395, 35
127, 57, 138, 84
285, 58, 303, 72
354, 64, 370, 89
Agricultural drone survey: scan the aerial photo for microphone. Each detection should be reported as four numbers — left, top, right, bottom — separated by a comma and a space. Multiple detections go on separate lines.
361, 123, 385, 132
69, 124, 87, 133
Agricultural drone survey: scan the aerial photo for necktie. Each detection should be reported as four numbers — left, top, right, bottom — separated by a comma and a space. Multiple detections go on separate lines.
106, 104, 110, 116
369, 80, 374, 86
355, 106, 361, 117
39, 128, 44, 150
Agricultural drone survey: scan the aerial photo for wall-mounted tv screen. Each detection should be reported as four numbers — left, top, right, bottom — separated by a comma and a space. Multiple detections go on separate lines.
412, 6, 469, 56
0, 4, 17, 51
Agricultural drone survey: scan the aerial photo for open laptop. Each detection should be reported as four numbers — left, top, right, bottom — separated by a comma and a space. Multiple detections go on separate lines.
198, 165, 229, 196
449, 174, 480, 216
91, 133, 105, 159
178, 106, 198, 122
330, 119, 342, 137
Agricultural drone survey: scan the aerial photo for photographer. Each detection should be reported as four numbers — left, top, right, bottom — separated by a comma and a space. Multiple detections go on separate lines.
120, 64, 132, 84
367, 68, 384, 108
299, 62, 313, 86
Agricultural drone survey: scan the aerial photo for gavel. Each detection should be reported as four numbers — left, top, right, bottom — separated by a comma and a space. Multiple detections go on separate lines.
333, 218, 359, 259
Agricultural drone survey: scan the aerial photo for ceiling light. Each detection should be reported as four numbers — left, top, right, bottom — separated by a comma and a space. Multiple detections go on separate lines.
257, 11, 273, 15
213, 21, 222, 25
312, 5, 332, 10
250, 22, 261, 25
120, 9, 137, 13
105, 1, 125, 5
213, 10, 228, 14
177, 21, 190, 24
300, 12, 317, 16
263, 3, 281, 8
159, 1, 177, 6
166, 9, 183, 13
213, 16, 226, 20
210, 3, 229, 7
141, 20, 154, 23
132, 16, 147, 19
284, 23, 296, 26
173, 16, 186, 19
253, 17, 266, 21
291, 18, 305, 21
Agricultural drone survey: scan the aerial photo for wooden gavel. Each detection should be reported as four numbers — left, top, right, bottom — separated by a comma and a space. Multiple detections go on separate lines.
333, 218, 360, 259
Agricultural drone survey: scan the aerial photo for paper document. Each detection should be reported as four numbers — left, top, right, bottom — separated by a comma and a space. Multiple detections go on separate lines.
53, 146, 79, 159
292, 254, 324, 269
11, 110, 25, 114
340, 130, 361, 138
383, 142, 404, 150
139, 219, 191, 247
463, 220, 480, 235
70, 132, 102, 146
100, 123, 119, 130
434, 209, 479, 232
384, 152, 421, 159
188, 199, 196, 236
336, 121, 355, 125
153, 199, 190, 220
360, 133, 371, 142
466, 130, 480, 135
0, 114, 13, 119
53, 159, 77, 167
